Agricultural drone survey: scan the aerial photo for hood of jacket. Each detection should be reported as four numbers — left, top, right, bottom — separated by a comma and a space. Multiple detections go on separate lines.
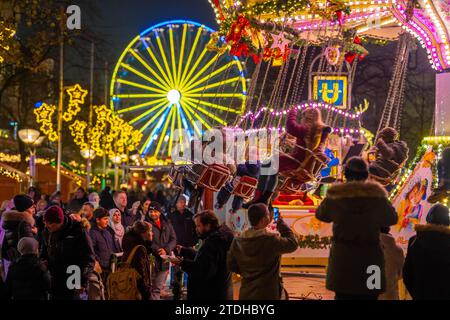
1, 210, 35, 227
233, 227, 280, 258
413, 223, 450, 250
326, 180, 387, 200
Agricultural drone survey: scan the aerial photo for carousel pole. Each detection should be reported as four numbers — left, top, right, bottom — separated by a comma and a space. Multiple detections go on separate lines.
56, 7, 65, 192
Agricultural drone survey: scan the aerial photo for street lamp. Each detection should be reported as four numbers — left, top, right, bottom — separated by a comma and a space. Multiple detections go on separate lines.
110, 155, 122, 190
81, 149, 96, 188
18, 129, 45, 186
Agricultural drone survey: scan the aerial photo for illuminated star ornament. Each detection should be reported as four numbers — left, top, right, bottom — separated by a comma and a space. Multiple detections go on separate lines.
67, 84, 88, 105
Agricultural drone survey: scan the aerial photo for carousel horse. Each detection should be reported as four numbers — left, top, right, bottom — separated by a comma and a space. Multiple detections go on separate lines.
367, 127, 409, 189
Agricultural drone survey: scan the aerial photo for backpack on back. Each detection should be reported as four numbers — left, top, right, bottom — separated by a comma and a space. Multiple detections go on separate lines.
107, 245, 145, 300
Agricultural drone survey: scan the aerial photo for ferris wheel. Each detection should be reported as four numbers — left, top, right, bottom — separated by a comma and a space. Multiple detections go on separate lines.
110, 20, 247, 160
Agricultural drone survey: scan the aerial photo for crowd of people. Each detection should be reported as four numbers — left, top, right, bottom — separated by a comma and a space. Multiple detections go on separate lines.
0, 156, 449, 300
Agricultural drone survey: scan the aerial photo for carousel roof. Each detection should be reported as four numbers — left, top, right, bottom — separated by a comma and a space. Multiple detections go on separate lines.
210, 0, 450, 70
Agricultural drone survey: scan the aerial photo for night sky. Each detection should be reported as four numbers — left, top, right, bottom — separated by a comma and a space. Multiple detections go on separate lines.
84, 0, 217, 61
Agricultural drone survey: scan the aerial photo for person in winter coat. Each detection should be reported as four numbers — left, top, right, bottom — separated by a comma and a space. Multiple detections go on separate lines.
245, 108, 331, 207
121, 221, 153, 300
89, 208, 122, 284
67, 187, 89, 213
145, 202, 176, 300
136, 197, 152, 222
167, 195, 197, 299
109, 208, 125, 246
40, 205, 96, 300
3, 237, 51, 300
172, 210, 234, 300
113, 190, 136, 228
227, 204, 298, 300
99, 186, 115, 210
379, 227, 405, 300
316, 157, 398, 300
369, 127, 409, 181
1, 194, 36, 263
403, 204, 450, 300
281, 107, 331, 172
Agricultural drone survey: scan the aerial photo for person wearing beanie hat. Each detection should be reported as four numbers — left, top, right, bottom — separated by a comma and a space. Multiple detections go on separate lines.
89, 207, 121, 285
41, 204, 95, 300
3, 237, 51, 300
145, 201, 176, 300
316, 156, 398, 300
1, 194, 36, 263
368, 127, 409, 189
403, 204, 450, 300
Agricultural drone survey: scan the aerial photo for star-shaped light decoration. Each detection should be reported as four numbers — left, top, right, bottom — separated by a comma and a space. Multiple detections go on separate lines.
34, 103, 56, 124
66, 84, 88, 105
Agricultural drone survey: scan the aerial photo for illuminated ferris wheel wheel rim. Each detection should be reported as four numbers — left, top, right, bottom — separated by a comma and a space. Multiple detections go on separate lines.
110, 20, 247, 159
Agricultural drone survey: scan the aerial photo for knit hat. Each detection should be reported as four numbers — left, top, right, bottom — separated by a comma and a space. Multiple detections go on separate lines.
13, 194, 34, 212
44, 205, 64, 224
17, 237, 39, 255
344, 157, 369, 181
94, 207, 109, 220
148, 202, 163, 214
378, 127, 398, 143
426, 204, 450, 226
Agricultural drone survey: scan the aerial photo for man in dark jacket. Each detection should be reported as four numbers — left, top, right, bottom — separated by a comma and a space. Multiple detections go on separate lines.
1, 195, 36, 264
89, 207, 121, 284
67, 187, 89, 213
113, 190, 136, 228
3, 237, 51, 300
40, 205, 96, 300
145, 202, 176, 300
403, 204, 450, 300
316, 157, 398, 300
173, 210, 234, 300
227, 204, 298, 300
167, 195, 197, 299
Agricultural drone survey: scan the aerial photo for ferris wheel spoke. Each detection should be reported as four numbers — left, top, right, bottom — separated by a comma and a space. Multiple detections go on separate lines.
179, 26, 203, 89
169, 28, 179, 88
140, 106, 172, 155
114, 93, 167, 99
128, 99, 167, 124
156, 34, 175, 87
118, 97, 166, 115
183, 60, 239, 92
128, 49, 172, 89
179, 48, 208, 89
179, 102, 206, 135
121, 63, 170, 91
153, 106, 175, 157
116, 79, 167, 95
181, 101, 212, 130
184, 97, 241, 114
139, 103, 171, 133
142, 39, 173, 88
181, 52, 221, 90
184, 93, 244, 98
183, 99, 227, 126
168, 104, 177, 157
177, 103, 193, 141
186, 77, 242, 94
176, 24, 188, 90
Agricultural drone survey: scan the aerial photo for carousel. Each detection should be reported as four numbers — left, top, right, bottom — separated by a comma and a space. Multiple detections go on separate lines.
113, 1, 450, 265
